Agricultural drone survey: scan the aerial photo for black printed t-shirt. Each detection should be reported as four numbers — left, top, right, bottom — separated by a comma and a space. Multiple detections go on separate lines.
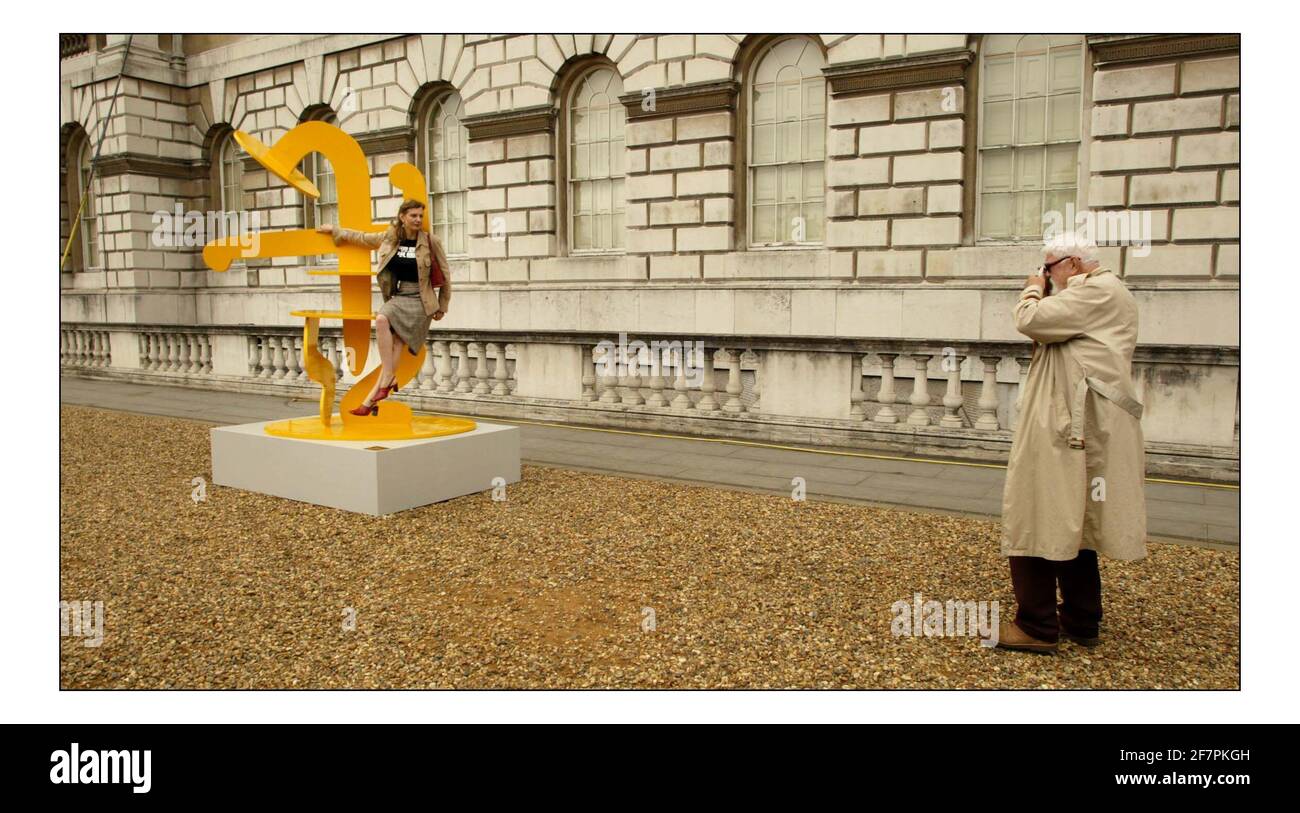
389, 238, 419, 283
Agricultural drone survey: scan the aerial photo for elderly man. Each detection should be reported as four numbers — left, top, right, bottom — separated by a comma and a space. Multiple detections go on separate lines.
996, 233, 1147, 654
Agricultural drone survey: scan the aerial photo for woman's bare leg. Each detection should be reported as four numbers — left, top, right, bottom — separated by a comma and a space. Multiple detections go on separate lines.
389, 333, 405, 384
359, 314, 397, 405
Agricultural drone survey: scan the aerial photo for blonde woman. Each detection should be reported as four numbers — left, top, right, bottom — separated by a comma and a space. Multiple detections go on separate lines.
316, 200, 451, 415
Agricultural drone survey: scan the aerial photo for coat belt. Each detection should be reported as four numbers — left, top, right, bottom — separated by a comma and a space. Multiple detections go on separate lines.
1068, 375, 1145, 450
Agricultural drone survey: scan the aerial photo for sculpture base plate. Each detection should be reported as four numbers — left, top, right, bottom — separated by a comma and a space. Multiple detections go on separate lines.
265, 413, 476, 441
211, 417, 520, 515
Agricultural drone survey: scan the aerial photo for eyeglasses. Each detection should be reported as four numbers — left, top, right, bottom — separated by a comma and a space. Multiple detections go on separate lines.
1044, 255, 1076, 271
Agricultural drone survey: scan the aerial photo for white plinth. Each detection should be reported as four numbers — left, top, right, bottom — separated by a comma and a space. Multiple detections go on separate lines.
211, 418, 521, 515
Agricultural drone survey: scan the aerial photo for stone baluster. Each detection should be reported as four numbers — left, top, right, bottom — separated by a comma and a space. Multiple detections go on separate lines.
940, 353, 966, 428
199, 335, 212, 374
671, 347, 693, 411
850, 353, 866, 420
419, 340, 436, 389
177, 332, 193, 374
434, 340, 453, 392
286, 336, 303, 381
598, 344, 620, 404
697, 347, 719, 411
190, 334, 201, 374
490, 343, 509, 395
268, 336, 285, 379
975, 356, 1001, 431
471, 342, 490, 394
722, 348, 744, 413
454, 342, 472, 393
170, 333, 184, 372
873, 353, 898, 424
258, 336, 274, 379
581, 346, 597, 401
907, 353, 932, 427
622, 344, 644, 406
644, 349, 666, 408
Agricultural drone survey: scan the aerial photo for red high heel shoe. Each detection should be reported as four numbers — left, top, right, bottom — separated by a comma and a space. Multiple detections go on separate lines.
349, 401, 379, 416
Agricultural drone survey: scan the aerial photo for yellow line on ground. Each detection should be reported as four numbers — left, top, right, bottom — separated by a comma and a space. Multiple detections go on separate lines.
411, 408, 1240, 492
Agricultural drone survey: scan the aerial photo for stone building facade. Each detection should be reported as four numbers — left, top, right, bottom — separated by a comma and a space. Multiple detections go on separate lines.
59, 34, 1240, 480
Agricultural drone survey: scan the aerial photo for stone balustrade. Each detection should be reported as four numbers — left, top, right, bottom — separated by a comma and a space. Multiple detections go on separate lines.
59, 321, 1239, 482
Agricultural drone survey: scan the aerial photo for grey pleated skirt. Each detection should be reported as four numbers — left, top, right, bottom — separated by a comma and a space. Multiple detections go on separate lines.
379, 280, 433, 356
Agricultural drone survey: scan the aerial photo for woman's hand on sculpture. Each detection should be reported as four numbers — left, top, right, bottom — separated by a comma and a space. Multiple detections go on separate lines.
315, 224, 336, 236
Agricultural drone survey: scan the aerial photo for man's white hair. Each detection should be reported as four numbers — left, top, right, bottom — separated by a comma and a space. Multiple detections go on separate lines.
1042, 232, 1098, 263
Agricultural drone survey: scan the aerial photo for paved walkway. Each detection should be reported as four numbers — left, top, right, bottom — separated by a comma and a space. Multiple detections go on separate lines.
60, 374, 1238, 547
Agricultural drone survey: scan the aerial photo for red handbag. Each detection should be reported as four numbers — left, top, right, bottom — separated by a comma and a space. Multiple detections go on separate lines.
423, 230, 446, 288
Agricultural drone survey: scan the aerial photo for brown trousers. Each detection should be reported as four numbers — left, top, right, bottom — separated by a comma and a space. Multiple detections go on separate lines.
1008, 550, 1102, 642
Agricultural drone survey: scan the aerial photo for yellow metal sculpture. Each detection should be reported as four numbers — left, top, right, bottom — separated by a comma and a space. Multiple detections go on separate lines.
202, 121, 475, 441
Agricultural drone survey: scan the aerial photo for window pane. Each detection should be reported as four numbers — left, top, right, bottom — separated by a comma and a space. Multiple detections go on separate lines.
1015, 146, 1044, 190
1017, 52, 1047, 97
780, 163, 802, 202
1047, 93, 1081, 141
803, 118, 825, 160
1044, 188, 1075, 224
753, 165, 777, 203
753, 85, 776, 123
1045, 143, 1078, 187
982, 100, 1013, 147
981, 193, 1012, 237
1015, 97, 1046, 143
803, 202, 824, 241
1050, 48, 1082, 93
802, 162, 824, 201
984, 55, 1015, 100
1014, 191, 1042, 238
752, 203, 776, 243
981, 149, 1013, 192
752, 123, 776, 165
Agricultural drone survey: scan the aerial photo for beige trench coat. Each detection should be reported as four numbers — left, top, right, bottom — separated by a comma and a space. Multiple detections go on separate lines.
332, 225, 451, 317
1000, 267, 1147, 562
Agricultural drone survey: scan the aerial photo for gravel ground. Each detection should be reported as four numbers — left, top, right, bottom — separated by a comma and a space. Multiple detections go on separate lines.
59, 405, 1240, 689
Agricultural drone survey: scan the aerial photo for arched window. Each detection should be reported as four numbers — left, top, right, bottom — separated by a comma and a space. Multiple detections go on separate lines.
216, 129, 244, 214
977, 34, 1083, 240
421, 92, 469, 256
76, 136, 99, 269
747, 37, 826, 248
567, 66, 625, 253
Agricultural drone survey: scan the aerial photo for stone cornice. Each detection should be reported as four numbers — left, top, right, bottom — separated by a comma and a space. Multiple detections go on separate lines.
823, 50, 974, 96
619, 80, 740, 120
463, 105, 556, 141
1087, 33, 1239, 66
94, 153, 207, 181
355, 126, 415, 156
